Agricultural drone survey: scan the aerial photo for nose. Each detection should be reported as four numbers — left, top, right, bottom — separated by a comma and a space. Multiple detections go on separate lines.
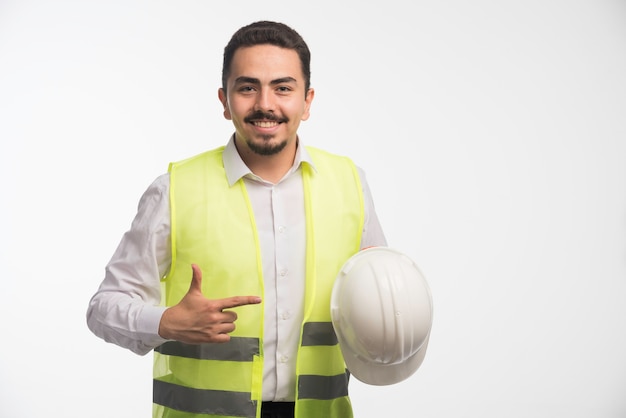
254, 88, 275, 113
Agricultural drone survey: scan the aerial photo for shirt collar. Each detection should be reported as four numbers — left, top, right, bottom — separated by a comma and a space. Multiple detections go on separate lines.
223, 135, 317, 186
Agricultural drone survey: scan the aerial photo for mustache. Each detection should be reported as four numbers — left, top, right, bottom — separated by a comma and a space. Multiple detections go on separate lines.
244, 111, 288, 124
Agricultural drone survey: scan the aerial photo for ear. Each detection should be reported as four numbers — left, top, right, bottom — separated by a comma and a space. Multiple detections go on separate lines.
301, 88, 315, 121
218, 88, 232, 120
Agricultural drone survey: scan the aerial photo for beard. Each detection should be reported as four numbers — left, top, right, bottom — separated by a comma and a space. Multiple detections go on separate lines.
246, 135, 289, 156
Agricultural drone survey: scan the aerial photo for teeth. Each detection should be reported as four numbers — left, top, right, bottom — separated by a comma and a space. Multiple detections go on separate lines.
254, 121, 278, 128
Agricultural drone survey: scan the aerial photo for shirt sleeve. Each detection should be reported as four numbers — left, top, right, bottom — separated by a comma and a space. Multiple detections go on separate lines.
357, 167, 388, 249
86, 174, 172, 355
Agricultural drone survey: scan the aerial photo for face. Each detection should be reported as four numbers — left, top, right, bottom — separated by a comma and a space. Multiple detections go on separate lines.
218, 44, 314, 156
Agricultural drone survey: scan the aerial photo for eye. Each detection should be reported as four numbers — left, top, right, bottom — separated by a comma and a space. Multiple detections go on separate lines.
276, 86, 293, 94
237, 86, 256, 93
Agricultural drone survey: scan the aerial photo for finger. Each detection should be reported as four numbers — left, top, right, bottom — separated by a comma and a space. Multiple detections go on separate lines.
218, 310, 238, 323
217, 295, 262, 310
211, 333, 232, 344
217, 322, 236, 334
188, 264, 203, 293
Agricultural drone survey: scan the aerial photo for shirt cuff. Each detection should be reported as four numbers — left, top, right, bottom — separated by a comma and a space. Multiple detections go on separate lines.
137, 304, 170, 347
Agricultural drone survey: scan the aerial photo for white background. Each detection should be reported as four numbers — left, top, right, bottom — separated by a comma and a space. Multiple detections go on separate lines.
1, 1, 625, 417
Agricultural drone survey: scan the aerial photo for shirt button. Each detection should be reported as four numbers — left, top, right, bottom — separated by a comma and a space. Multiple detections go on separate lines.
281, 311, 291, 320
280, 269, 288, 277
280, 355, 289, 363
278, 226, 285, 233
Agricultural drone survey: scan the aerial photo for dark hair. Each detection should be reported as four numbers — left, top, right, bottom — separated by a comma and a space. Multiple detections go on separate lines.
222, 21, 311, 93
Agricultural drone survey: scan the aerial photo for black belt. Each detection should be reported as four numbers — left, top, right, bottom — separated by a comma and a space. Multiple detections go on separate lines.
261, 402, 295, 418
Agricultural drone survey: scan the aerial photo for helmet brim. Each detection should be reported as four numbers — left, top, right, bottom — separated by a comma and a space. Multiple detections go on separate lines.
340, 327, 430, 385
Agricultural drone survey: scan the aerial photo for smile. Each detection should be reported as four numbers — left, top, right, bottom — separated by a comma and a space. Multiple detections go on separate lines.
253, 121, 280, 128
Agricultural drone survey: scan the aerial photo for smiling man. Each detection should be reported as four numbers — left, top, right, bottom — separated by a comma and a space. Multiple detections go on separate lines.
87, 21, 387, 418
219, 41, 314, 182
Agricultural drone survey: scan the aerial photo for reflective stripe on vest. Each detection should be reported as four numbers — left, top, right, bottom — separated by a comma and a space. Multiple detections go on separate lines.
153, 146, 363, 418
155, 337, 260, 361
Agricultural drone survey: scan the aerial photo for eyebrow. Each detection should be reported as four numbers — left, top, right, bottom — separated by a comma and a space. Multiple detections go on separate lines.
233, 76, 298, 86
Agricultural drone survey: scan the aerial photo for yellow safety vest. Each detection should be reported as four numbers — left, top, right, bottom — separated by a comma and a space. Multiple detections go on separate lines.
153, 146, 364, 418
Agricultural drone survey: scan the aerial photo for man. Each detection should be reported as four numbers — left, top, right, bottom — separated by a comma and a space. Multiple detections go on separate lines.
87, 21, 386, 418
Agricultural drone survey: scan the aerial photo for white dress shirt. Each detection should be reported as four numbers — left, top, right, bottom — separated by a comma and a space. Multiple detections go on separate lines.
86, 136, 387, 401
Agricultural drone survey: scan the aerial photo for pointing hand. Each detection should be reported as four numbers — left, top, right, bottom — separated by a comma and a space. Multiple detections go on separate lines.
158, 264, 262, 344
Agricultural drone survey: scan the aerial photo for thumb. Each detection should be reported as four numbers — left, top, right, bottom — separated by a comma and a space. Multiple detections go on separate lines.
188, 263, 203, 294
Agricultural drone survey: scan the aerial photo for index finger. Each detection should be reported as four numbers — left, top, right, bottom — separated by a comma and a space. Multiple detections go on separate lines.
216, 296, 262, 310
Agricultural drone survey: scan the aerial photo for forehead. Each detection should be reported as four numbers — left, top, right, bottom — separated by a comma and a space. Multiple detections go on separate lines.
229, 44, 303, 83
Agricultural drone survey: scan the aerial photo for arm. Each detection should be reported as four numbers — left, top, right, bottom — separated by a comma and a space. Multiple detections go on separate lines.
357, 167, 388, 248
86, 174, 171, 355
86, 175, 263, 354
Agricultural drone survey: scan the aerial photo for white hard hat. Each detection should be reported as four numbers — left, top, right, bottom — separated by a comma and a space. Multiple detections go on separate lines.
331, 247, 433, 386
